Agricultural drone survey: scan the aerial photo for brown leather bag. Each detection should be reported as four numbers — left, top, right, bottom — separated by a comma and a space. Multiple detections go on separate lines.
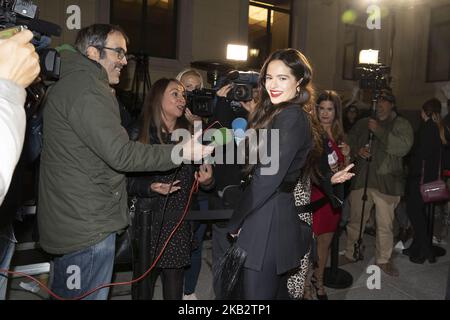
420, 154, 450, 203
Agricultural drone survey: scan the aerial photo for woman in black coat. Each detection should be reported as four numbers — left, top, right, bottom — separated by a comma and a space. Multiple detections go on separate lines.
127, 78, 214, 299
404, 98, 447, 263
224, 49, 352, 300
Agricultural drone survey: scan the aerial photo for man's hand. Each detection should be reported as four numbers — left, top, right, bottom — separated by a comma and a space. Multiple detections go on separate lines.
181, 130, 214, 162
150, 180, 181, 195
331, 164, 355, 185
195, 164, 213, 185
0, 30, 40, 88
368, 118, 379, 132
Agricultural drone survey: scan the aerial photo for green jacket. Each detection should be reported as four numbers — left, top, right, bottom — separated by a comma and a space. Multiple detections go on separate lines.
347, 113, 414, 196
38, 51, 177, 254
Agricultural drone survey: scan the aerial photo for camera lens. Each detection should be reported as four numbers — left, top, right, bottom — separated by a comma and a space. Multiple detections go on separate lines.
234, 85, 248, 100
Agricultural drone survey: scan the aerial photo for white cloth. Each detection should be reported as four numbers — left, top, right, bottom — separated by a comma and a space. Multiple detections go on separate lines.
0, 79, 26, 205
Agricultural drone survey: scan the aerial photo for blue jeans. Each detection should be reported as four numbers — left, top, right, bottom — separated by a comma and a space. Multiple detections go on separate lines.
50, 233, 116, 300
0, 239, 15, 300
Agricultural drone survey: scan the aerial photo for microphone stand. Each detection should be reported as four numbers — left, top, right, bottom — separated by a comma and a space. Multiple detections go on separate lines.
353, 90, 379, 261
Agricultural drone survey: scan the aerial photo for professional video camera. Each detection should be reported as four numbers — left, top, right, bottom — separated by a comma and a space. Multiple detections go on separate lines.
224, 70, 259, 102
186, 88, 217, 118
1, 0, 61, 112
355, 63, 391, 91
187, 60, 260, 117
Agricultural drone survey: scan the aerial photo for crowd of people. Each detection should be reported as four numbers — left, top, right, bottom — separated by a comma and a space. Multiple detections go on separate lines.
1, 23, 450, 301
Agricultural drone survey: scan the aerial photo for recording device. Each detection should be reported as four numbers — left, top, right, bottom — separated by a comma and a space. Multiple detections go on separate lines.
231, 117, 247, 146
225, 70, 259, 102
187, 60, 260, 117
355, 63, 391, 91
186, 88, 216, 118
1, 0, 62, 84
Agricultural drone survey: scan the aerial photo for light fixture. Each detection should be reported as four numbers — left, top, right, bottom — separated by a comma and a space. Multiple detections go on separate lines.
249, 48, 260, 57
226, 44, 248, 61
359, 49, 379, 65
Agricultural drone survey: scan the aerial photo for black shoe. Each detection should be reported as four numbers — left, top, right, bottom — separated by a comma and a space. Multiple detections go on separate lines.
402, 248, 411, 257
409, 255, 425, 264
409, 254, 437, 264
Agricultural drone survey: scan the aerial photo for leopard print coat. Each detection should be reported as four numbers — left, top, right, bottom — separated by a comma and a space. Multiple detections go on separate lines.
287, 175, 313, 299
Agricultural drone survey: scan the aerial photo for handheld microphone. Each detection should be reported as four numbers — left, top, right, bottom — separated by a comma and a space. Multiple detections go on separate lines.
231, 117, 247, 145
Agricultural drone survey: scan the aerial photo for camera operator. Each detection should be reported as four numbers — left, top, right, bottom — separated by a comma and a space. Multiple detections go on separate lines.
341, 89, 413, 277
0, 29, 40, 300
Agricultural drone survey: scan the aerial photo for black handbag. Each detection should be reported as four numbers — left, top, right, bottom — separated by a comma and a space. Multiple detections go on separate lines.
213, 238, 247, 300
114, 197, 137, 265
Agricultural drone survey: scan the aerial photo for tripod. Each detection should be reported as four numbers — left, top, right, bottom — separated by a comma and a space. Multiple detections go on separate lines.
353, 91, 380, 261
130, 52, 152, 113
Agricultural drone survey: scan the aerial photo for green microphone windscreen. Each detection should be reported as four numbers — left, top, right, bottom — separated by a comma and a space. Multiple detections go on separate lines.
211, 127, 233, 146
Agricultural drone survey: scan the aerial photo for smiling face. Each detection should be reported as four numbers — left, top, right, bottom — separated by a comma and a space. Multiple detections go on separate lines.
318, 100, 336, 126
161, 81, 186, 121
92, 31, 128, 85
264, 59, 300, 105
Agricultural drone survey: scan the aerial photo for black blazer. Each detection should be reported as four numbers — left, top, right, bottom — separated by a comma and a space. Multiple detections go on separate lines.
227, 104, 312, 275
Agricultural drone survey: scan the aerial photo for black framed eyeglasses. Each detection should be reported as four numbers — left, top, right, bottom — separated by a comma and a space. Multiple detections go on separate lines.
97, 46, 127, 60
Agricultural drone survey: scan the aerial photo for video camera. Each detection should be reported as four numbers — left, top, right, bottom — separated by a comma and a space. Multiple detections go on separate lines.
224, 70, 259, 102
1, 0, 62, 113
356, 63, 391, 91
186, 60, 260, 117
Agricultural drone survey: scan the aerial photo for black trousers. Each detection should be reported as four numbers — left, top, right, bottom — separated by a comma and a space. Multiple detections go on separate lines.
241, 221, 289, 300
405, 178, 433, 258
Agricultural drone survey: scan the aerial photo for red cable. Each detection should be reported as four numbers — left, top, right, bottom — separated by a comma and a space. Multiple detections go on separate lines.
0, 178, 201, 300
0, 123, 222, 300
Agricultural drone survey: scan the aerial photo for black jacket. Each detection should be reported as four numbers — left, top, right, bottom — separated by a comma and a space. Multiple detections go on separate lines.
227, 104, 312, 274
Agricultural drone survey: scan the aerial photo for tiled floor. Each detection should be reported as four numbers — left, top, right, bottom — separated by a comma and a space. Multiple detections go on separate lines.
5, 228, 450, 300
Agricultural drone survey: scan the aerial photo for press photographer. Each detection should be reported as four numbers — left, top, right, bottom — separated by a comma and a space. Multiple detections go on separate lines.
0, 28, 40, 300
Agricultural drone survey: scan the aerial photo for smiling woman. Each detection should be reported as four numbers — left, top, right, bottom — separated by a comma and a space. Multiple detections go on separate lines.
126, 78, 214, 300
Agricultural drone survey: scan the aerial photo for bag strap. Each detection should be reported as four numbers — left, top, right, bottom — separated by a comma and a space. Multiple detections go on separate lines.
422, 148, 443, 184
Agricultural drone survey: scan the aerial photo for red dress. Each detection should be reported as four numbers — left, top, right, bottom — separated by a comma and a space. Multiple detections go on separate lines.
312, 139, 344, 236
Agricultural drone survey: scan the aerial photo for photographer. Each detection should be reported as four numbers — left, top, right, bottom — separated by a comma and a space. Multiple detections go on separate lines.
0, 29, 40, 204
0, 29, 40, 300
342, 89, 413, 277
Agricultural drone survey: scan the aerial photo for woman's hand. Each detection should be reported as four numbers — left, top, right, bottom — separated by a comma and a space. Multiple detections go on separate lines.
150, 180, 181, 195
195, 164, 213, 186
338, 142, 351, 157
185, 108, 202, 125
240, 99, 257, 113
331, 164, 355, 185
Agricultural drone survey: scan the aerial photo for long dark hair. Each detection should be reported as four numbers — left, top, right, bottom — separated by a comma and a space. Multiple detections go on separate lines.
244, 48, 322, 178
316, 90, 345, 143
422, 98, 446, 145
139, 78, 191, 144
